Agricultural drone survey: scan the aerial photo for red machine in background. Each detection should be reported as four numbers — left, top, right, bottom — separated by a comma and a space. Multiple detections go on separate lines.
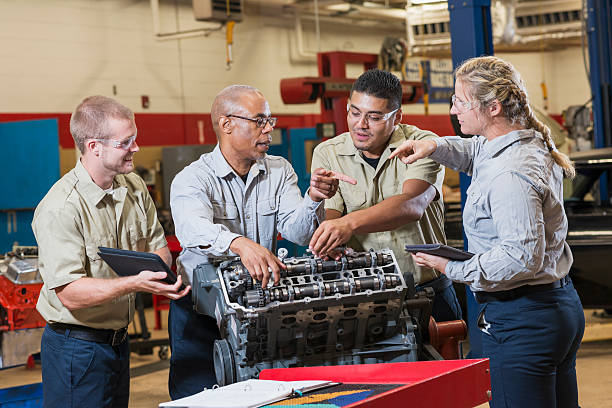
280, 52, 424, 135
0, 254, 45, 332
0, 275, 43, 332
0, 251, 45, 368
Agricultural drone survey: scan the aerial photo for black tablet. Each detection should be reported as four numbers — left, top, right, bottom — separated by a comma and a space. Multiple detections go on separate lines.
98, 247, 179, 285
405, 244, 474, 261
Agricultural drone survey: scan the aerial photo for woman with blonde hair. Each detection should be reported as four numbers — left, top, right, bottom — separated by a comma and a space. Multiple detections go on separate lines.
390, 55, 584, 408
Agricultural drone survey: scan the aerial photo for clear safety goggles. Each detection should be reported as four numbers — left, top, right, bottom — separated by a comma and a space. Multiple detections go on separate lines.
451, 94, 479, 112
347, 104, 399, 125
93, 134, 137, 150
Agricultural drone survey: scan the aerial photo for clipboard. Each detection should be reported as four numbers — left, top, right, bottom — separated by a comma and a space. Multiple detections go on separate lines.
98, 246, 179, 285
405, 244, 474, 261
158, 379, 339, 408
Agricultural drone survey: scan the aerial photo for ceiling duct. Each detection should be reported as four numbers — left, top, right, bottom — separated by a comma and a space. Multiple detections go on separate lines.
194, 0, 244, 22
230, 0, 583, 56
405, 0, 583, 55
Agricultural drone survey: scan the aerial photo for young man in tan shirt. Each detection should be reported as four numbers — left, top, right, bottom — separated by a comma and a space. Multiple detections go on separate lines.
33, 96, 189, 408
310, 70, 462, 322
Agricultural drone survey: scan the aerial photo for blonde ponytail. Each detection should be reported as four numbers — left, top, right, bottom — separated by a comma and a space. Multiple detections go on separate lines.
456, 56, 576, 179
521, 90, 576, 179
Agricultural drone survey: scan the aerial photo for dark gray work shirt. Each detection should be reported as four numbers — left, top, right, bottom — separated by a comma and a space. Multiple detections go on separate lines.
170, 145, 324, 285
430, 129, 572, 292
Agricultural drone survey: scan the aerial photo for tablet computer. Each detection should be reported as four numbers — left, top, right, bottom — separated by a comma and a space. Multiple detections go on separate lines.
405, 244, 474, 261
98, 247, 179, 285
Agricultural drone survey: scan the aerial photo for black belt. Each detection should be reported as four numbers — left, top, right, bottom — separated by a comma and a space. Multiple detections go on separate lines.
49, 323, 128, 346
474, 275, 571, 303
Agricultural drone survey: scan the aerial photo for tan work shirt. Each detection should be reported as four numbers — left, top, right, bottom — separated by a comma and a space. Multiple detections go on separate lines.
311, 124, 446, 285
33, 160, 167, 330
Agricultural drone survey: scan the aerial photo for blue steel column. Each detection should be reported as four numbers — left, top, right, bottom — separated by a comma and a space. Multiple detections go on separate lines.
586, 0, 612, 202
448, 0, 493, 358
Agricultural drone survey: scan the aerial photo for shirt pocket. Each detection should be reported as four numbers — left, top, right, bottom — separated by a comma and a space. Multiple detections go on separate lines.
464, 181, 484, 229
212, 203, 239, 220
212, 202, 241, 236
85, 243, 102, 262
129, 220, 149, 251
381, 183, 402, 200
344, 187, 367, 212
84, 236, 114, 278
257, 197, 278, 241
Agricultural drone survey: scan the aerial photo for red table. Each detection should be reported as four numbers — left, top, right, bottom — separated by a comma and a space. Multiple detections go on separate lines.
259, 359, 491, 408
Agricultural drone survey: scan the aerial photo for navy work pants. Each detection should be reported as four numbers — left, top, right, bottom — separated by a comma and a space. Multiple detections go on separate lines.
479, 281, 584, 408
40, 325, 130, 408
168, 295, 221, 400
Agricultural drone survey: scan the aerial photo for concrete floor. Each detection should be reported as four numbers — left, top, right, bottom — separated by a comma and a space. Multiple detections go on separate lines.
2, 309, 612, 407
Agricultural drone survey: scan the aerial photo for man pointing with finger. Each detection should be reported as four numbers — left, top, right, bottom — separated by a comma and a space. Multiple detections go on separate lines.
310, 69, 462, 323
169, 85, 354, 399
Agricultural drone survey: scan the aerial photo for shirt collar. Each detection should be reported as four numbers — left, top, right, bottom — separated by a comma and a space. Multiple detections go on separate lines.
337, 133, 358, 156
210, 144, 267, 179
74, 160, 108, 206
483, 129, 540, 157
75, 160, 128, 206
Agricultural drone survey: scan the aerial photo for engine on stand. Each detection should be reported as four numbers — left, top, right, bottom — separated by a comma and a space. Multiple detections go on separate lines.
192, 248, 437, 386
0, 247, 46, 368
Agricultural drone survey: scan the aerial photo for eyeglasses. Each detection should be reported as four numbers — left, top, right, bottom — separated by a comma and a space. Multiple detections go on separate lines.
226, 114, 277, 128
451, 94, 479, 112
347, 104, 399, 125
93, 134, 137, 150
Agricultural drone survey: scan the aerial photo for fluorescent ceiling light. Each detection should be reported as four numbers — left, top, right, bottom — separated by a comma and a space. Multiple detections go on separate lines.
409, 0, 446, 4
326, 3, 352, 12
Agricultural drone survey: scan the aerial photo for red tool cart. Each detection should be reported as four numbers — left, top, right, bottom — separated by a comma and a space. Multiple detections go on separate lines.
259, 359, 491, 408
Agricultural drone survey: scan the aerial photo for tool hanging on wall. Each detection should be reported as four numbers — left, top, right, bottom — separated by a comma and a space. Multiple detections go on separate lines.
226, 20, 235, 70
540, 81, 549, 111
420, 61, 430, 116
191, 0, 242, 69
539, 40, 549, 111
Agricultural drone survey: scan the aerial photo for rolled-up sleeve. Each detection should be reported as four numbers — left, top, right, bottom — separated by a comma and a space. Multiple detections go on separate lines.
401, 136, 445, 199
430, 136, 480, 175
33, 206, 87, 290
403, 131, 444, 187
277, 160, 324, 246
170, 171, 241, 257
445, 171, 546, 290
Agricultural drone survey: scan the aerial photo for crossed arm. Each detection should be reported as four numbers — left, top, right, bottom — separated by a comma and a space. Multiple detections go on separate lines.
309, 178, 437, 257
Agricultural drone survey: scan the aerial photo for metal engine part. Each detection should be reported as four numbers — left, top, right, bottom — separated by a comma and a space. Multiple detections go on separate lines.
4, 258, 41, 285
0, 253, 45, 368
192, 248, 431, 386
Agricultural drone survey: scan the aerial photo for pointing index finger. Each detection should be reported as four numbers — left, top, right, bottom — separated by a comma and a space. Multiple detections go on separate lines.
330, 171, 357, 185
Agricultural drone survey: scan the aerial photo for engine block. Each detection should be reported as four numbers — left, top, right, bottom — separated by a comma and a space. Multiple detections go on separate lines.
192, 248, 429, 385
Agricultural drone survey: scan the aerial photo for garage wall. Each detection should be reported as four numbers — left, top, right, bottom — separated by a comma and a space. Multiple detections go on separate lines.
0, 0, 385, 114
0, 0, 591, 116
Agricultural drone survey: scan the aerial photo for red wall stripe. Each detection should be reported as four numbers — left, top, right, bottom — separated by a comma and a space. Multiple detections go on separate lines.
0, 112, 565, 148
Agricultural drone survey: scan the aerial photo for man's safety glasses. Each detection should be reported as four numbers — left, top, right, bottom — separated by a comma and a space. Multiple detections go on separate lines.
347, 104, 399, 125
93, 134, 137, 150
226, 114, 277, 128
